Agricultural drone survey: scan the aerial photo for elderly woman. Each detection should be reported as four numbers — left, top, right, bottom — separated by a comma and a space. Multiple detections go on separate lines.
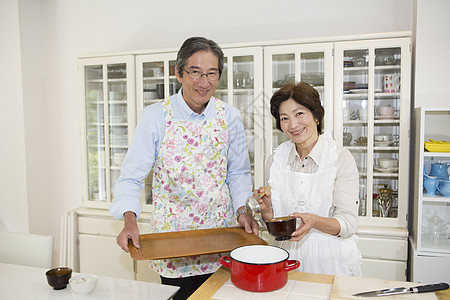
256, 82, 362, 276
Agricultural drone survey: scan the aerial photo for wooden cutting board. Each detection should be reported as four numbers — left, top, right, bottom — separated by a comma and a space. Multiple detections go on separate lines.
330, 275, 438, 299
129, 227, 267, 260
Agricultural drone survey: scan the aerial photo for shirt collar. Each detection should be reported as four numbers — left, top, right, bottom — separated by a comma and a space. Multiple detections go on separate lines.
287, 134, 324, 165
175, 87, 215, 119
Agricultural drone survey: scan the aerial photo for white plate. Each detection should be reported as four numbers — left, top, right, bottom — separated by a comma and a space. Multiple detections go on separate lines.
374, 166, 399, 173
349, 89, 382, 94
374, 141, 394, 147
375, 115, 400, 120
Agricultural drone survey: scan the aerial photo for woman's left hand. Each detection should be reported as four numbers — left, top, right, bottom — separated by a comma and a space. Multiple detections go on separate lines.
289, 212, 318, 241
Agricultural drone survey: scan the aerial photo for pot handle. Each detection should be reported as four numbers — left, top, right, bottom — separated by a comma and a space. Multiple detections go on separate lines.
219, 256, 232, 269
285, 259, 300, 272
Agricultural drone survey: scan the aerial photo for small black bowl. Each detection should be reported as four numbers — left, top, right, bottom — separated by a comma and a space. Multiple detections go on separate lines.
45, 267, 72, 290
265, 216, 296, 241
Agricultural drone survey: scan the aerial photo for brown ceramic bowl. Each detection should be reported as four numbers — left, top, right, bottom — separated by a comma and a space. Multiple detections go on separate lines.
265, 216, 296, 241
46, 267, 72, 290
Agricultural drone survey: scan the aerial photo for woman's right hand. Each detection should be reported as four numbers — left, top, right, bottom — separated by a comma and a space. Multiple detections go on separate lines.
254, 186, 273, 220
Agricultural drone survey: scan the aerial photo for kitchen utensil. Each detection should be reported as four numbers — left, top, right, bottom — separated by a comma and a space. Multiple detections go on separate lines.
375, 134, 392, 142
265, 216, 296, 240
379, 106, 395, 116
437, 179, 450, 197
423, 175, 439, 195
378, 158, 398, 169
353, 282, 449, 297
429, 162, 450, 180
245, 186, 271, 220
219, 245, 300, 292
424, 139, 450, 152
427, 211, 447, 239
383, 74, 400, 93
343, 128, 353, 146
358, 109, 368, 121
128, 227, 267, 260
353, 56, 366, 67
45, 267, 72, 290
69, 274, 98, 294
376, 187, 394, 217
376, 50, 396, 66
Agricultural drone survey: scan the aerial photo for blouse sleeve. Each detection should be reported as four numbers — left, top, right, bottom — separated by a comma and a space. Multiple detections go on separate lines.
333, 147, 360, 238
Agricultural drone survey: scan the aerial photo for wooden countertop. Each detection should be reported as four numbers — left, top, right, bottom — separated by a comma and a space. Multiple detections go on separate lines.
188, 267, 450, 299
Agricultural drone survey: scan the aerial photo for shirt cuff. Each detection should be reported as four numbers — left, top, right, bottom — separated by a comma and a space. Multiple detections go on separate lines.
109, 199, 142, 220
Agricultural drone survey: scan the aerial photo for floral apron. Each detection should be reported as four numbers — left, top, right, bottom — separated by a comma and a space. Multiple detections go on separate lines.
269, 133, 362, 276
150, 97, 234, 278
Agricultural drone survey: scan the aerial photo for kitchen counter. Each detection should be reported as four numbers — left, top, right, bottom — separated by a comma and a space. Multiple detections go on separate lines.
0, 262, 179, 299
188, 267, 450, 299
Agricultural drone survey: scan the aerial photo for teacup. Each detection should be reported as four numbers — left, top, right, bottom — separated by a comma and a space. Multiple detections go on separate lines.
378, 158, 398, 169
379, 106, 395, 116
437, 179, 450, 197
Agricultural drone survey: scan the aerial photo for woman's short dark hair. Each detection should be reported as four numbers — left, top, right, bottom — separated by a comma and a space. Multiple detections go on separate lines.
176, 37, 224, 79
270, 82, 324, 134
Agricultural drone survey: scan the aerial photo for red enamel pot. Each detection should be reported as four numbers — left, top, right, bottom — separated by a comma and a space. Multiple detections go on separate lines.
219, 245, 300, 292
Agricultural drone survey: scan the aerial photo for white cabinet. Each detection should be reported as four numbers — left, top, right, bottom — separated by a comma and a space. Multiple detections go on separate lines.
410, 107, 450, 282
76, 208, 160, 282
76, 33, 412, 282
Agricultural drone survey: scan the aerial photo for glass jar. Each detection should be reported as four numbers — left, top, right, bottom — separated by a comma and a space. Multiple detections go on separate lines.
376, 50, 395, 66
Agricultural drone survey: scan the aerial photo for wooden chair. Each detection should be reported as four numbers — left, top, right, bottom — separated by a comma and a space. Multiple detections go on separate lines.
0, 231, 54, 269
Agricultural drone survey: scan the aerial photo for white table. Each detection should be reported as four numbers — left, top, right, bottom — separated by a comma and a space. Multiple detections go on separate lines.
0, 263, 179, 299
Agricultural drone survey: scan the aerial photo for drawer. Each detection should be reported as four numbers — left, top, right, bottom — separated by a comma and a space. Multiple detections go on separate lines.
361, 258, 406, 281
78, 216, 151, 236
358, 236, 407, 261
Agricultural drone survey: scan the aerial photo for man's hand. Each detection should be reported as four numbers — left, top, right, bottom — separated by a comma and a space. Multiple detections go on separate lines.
237, 207, 259, 235
116, 211, 140, 253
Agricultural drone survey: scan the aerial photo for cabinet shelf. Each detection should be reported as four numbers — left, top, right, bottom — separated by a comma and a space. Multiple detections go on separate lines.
424, 152, 450, 157
422, 195, 450, 203
143, 77, 164, 81
344, 65, 400, 72
108, 78, 127, 83
109, 100, 127, 105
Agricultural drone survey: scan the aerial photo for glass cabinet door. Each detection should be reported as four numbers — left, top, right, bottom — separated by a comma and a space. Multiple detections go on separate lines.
214, 48, 263, 186
263, 43, 333, 180
81, 56, 136, 208
136, 53, 179, 208
136, 53, 181, 112
334, 38, 411, 227
214, 48, 264, 186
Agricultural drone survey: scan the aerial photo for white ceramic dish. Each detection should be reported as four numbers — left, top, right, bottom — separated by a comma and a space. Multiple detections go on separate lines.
374, 141, 395, 147
348, 89, 382, 94
375, 115, 400, 120
378, 158, 398, 168
69, 274, 98, 294
374, 166, 399, 173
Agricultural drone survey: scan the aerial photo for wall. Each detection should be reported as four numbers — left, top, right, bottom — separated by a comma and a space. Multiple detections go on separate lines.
413, 0, 450, 108
1, 0, 414, 263
0, 0, 29, 232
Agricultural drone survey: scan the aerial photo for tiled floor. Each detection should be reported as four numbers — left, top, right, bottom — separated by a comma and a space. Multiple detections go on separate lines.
212, 279, 332, 300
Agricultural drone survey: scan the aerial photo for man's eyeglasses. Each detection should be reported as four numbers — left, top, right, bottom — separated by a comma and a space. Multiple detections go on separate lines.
184, 69, 219, 81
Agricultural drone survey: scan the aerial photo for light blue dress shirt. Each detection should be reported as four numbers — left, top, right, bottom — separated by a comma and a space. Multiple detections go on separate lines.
109, 89, 252, 220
